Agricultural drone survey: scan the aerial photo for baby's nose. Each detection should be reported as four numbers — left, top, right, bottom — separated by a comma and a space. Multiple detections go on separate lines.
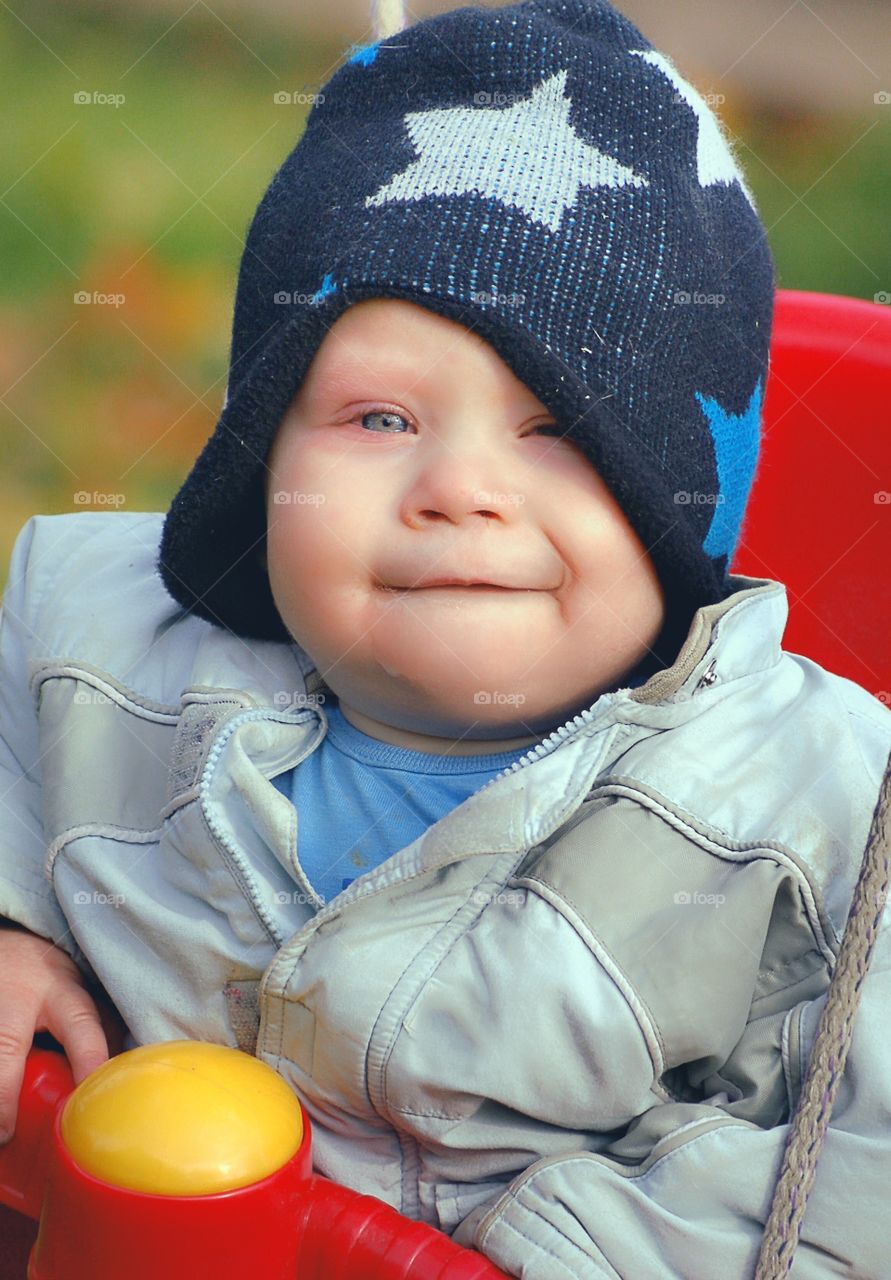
402, 450, 525, 526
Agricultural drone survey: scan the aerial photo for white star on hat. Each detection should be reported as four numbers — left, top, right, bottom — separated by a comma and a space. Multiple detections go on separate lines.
630, 50, 757, 210
365, 68, 648, 234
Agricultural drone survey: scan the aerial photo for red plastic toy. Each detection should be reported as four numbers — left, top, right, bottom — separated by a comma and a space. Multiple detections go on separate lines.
0, 289, 889, 1278
0, 1047, 507, 1279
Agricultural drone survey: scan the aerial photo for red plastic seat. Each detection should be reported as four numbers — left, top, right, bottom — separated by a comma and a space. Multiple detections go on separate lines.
730, 289, 891, 699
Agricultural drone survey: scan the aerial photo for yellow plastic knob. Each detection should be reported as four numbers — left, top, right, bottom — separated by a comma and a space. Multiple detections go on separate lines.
60, 1040, 304, 1195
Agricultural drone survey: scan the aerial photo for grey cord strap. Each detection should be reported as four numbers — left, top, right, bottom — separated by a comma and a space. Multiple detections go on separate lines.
754, 748, 891, 1278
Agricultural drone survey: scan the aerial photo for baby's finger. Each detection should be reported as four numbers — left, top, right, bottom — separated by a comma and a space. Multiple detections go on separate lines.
0, 1007, 36, 1143
42, 990, 111, 1086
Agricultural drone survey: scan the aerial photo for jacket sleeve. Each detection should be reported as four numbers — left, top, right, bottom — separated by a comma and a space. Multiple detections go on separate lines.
453, 897, 891, 1279
0, 516, 79, 954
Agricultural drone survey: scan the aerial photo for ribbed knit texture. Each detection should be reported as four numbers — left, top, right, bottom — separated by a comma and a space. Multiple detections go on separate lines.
158, 0, 774, 662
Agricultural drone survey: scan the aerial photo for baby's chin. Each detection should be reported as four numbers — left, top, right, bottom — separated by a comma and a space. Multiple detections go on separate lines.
312, 621, 623, 743
332, 668, 593, 749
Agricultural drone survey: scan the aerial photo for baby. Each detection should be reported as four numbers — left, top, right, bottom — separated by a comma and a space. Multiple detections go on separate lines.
2, 2, 890, 1277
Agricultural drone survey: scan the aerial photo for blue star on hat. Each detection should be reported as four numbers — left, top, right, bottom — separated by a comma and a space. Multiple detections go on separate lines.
696, 378, 764, 561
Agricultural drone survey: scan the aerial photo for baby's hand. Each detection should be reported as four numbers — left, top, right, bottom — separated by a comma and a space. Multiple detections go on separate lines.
0, 921, 125, 1144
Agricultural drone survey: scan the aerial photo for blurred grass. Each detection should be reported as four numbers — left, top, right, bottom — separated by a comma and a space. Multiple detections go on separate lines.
1, 3, 889, 591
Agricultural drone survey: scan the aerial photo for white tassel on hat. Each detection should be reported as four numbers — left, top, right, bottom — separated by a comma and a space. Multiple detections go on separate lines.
372, 0, 407, 40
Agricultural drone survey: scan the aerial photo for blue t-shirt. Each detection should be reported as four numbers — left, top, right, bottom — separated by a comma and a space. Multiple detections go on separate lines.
270, 700, 535, 904
271, 655, 654, 907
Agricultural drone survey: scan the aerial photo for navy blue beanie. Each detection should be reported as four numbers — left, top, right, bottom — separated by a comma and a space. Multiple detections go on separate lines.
158, 0, 775, 664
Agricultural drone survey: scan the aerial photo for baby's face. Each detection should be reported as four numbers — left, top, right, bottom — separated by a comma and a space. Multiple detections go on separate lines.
265, 299, 664, 748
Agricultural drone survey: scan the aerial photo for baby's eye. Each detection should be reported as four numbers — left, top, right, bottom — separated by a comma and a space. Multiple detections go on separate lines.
530, 423, 565, 437
360, 409, 412, 433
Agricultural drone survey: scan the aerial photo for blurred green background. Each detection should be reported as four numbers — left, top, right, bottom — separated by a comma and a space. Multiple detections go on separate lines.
2, 0, 889, 589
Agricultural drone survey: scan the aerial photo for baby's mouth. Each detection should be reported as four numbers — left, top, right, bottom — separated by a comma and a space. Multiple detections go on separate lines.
383, 583, 521, 594
380, 576, 525, 591
413, 582, 513, 590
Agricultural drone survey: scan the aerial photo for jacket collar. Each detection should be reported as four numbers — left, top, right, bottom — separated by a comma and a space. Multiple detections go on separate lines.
197, 576, 789, 911
393, 574, 789, 865
631, 573, 787, 705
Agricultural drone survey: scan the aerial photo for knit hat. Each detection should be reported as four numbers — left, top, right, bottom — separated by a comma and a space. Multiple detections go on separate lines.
158, 0, 775, 666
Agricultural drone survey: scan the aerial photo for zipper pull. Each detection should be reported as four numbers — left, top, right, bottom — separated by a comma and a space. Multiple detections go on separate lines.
694, 658, 718, 692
